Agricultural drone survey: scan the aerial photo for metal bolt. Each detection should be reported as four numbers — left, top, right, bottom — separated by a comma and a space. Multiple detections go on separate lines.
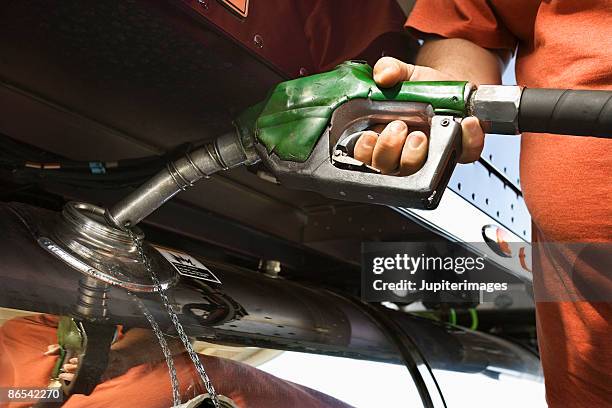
426, 190, 438, 207
261, 260, 281, 278
253, 34, 264, 49
494, 294, 513, 309
299, 67, 309, 76
197, 0, 209, 10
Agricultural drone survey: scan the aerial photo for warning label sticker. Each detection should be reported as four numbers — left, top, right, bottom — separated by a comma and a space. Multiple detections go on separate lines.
154, 246, 221, 284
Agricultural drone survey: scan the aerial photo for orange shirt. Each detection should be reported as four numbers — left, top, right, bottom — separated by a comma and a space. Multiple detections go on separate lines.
407, 1, 612, 407
0, 315, 351, 408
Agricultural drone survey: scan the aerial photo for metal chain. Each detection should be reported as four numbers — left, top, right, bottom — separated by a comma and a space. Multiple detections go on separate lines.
128, 291, 181, 406
128, 228, 220, 408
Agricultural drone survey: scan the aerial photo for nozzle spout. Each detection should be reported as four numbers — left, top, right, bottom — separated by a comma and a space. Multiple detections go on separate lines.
106, 131, 258, 229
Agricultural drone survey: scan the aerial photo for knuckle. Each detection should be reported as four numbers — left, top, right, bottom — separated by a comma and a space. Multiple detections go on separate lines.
372, 155, 400, 174
459, 150, 481, 163
399, 167, 418, 176
464, 133, 484, 151
359, 130, 378, 142
375, 56, 397, 68
401, 155, 425, 171
386, 120, 407, 132
409, 66, 432, 81
376, 164, 397, 175
354, 150, 372, 164
399, 164, 420, 176
376, 136, 401, 151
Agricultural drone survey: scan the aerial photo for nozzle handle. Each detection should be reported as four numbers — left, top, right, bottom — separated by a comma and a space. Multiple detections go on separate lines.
256, 99, 462, 210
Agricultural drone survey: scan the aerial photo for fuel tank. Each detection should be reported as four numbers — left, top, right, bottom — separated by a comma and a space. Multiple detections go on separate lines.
0, 201, 543, 406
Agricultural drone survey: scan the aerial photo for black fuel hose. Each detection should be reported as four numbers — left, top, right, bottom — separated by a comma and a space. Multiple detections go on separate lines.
519, 88, 612, 138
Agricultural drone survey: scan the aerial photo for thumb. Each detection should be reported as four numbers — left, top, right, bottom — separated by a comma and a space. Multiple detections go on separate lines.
44, 344, 61, 356
373, 57, 415, 88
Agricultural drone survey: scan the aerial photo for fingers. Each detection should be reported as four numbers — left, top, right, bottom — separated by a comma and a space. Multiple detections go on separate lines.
372, 56, 483, 166
59, 357, 79, 382
44, 344, 60, 356
58, 357, 79, 381
399, 131, 429, 176
373, 57, 412, 87
355, 122, 428, 175
353, 117, 481, 176
46, 346, 80, 383
371, 121, 408, 174
373, 57, 456, 87
62, 362, 78, 373
354, 131, 378, 165
458, 117, 485, 163
58, 372, 75, 382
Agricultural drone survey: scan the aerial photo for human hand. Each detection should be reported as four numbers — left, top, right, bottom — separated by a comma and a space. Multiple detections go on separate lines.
45, 344, 127, 382
44, 344, 78, 382
354, 57, 485, 175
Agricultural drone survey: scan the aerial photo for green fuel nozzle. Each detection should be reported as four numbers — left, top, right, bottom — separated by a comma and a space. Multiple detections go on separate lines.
235, 61, 471, 163
234, 61, 472, 209
106, 62, 612, 227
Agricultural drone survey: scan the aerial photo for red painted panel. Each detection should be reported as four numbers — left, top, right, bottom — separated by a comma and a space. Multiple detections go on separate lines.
178, 0, 415, 78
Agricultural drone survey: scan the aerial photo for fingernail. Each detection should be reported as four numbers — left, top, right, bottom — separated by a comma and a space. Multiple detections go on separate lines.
408, 134, 425, 149
362, 133, 377, 148
44, 347, 56, 356
388, 121, 403, 133
383, 66, 395, 77
374, 67, 394, 83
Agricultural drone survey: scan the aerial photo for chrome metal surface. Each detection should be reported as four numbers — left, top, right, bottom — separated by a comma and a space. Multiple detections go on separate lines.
107, 132, 257, 229
214, 130, 256, 169
177, 394, 238, 408
470, 85, 523, 135
463, 82, 475, 107
260, 259, 282, 278
45, 202, 178, 292
74, 276, 110, 319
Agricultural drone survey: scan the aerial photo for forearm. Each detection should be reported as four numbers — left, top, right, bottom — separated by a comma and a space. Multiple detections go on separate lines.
416, 38, 508, 85
109, 328, 183, 372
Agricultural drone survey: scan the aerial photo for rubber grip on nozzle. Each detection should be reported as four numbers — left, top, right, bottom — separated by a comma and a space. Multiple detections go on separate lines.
518, 88, 612, 138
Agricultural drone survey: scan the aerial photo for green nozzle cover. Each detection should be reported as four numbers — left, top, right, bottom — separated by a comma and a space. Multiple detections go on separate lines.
236, 61, 468, 162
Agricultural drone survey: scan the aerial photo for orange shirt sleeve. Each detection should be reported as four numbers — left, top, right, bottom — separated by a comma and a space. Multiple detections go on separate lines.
406, 0, 518, 52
